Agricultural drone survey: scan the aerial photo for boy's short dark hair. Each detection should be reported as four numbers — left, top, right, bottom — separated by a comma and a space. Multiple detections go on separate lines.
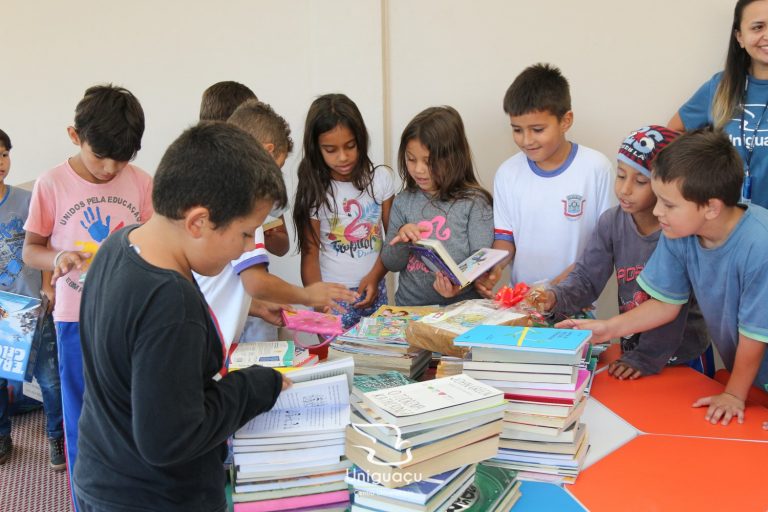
74, 84, 144, 162
152, 122, 287, 229
199, 81, 257, 122
503, 63, 571, 118
652, 128, 743, 207
228, 99, 293, 156
0, 129, 11, 150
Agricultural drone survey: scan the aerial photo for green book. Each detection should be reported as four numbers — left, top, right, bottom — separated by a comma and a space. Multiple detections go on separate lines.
352, 371, 415, 395
447, 463, 519, 512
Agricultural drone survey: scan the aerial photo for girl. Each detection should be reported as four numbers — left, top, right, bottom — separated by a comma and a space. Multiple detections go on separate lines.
669, 0, 768, 207
381, 106, 493, 306
293, 94, 395, 329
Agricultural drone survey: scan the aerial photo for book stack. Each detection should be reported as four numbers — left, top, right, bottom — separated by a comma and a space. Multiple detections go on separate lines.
230, 357, 355, 511
454, 325, 593, 484
330, 315, 432, 379
344, 373, 507, 510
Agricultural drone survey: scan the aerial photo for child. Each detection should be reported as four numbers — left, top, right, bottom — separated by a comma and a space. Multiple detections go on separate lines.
562, 129, 768, 429
381, 106, 494, 306
74, 122, 291, 511
195, 100, 356, 347
198, 82, 289, 257
199, 80, 258, 121
543, 125, 710, 379
0, 128, 65, 470
22, 85, 153, 492
293, 94, 395, 329
476, 63, 613, 297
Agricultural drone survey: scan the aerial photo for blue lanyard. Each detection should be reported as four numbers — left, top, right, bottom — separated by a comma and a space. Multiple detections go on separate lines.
739, 80, 768, 202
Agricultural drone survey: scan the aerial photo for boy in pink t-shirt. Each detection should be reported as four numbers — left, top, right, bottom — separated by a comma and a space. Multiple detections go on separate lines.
22, 85, 153, 505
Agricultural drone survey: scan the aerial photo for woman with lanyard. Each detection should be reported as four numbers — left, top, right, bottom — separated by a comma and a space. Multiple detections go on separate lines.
669, 0, 768, 207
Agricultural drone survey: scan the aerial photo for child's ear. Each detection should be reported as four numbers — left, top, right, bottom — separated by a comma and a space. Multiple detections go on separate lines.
703, 198, 724, 220
185, 207, 212, 238
262, 142, 276, 156
67, 126, 81, 146
559, 111, 574, 133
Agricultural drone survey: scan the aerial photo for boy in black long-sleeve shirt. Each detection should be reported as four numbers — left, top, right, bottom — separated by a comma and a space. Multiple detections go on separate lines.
75, 122, 290, 512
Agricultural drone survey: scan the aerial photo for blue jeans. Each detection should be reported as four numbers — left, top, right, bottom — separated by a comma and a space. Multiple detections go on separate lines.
56, 321, 84, 512
0, 314, 63, 439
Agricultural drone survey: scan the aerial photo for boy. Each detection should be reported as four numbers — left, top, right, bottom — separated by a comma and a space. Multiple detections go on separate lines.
22, 85, 153, 493
563, 129, 768, 429
0, 128, 65, 470
74, 122, 290, 511
476, 63, 612, 296
199, 80, 258, 121
198, 82, 289, 257
543, 126, 710, 378
196, 100, 355, 347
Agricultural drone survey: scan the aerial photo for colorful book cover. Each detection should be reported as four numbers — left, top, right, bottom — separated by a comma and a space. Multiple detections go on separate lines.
416, 300, 528, 336
372, 304, 439, 320
355, 316, 409, 341
457, 247, 509, 282
352, 371, 415, 394
229, 341, 295, 369
0, 291, 45, 381
454, 325, 591, 353
446, 463, 518, 511
410, 243, 463, 285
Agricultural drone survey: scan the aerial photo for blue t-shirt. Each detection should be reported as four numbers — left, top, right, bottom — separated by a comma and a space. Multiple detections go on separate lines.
679, 72, 768, 208
0, 186, 41, 298
637, 205, 768, 390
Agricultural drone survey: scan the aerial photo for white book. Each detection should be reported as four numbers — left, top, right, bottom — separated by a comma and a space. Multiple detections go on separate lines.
464, 369, 575, 385
233, 439, 344, 453
229, 341, 294, 369
233, 431, 342, 447
287, 355, 355, 388
235, 374, 350, 438
234, 443, 345, 466
235, 460, 352, 482
463, 359, 576, 375
360, 374, 504, 427
236, 456, 341, 475
235, 472, 346, 494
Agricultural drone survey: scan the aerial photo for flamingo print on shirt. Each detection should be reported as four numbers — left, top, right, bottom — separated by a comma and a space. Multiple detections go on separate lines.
327, 197, 383, 258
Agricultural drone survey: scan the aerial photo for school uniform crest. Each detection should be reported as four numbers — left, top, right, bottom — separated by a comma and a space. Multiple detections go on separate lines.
562, 194, 586, 219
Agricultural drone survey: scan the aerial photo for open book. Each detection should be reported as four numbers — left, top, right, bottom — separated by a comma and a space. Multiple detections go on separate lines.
410, 240, 508, 288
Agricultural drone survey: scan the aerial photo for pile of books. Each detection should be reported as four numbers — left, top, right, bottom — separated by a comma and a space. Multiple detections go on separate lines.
454, 325, 593, 484
229, 358, 355, 511
330, 306, 435, 378
345, 373, 507, 510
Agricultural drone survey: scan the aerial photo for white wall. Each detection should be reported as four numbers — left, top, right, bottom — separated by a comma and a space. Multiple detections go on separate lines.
2, 0, 734, 313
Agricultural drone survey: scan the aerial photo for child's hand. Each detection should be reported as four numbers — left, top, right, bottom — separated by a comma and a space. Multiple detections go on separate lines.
474, 267, 502, 299
250, 299, 292, 326
303, 282, 356, 314
52, 250, 92, 285
354, 274, 379, 309
281, 376, 293, 391
433, 272, 461, 299
539, 289, 556, 314
389, 223, 429, 245
608, 360, 643, 380
692, 392, 745, 425
555, 318, 612, 343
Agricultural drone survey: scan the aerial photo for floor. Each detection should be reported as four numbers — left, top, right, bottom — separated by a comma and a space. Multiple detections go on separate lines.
0, 408, 72, 512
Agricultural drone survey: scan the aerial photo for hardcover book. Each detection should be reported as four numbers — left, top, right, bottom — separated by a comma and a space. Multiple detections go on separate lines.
410, 240, 508, 288
454, 325, 591, 353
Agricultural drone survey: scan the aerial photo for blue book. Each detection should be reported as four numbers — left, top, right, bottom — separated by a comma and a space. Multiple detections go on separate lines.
453, 325, 591, 353
513, 481, 587, 512
0, 291, 45, 382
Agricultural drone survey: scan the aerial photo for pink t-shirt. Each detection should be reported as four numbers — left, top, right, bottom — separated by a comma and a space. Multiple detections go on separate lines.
24, 160, 153, 322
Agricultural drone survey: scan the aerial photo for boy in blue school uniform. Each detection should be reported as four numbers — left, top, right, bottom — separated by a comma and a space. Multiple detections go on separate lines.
0, 128, 65, 469
564, 129, 768, 429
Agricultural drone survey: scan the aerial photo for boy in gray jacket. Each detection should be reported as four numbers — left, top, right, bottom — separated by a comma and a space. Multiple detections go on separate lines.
543, 125, 709, 378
